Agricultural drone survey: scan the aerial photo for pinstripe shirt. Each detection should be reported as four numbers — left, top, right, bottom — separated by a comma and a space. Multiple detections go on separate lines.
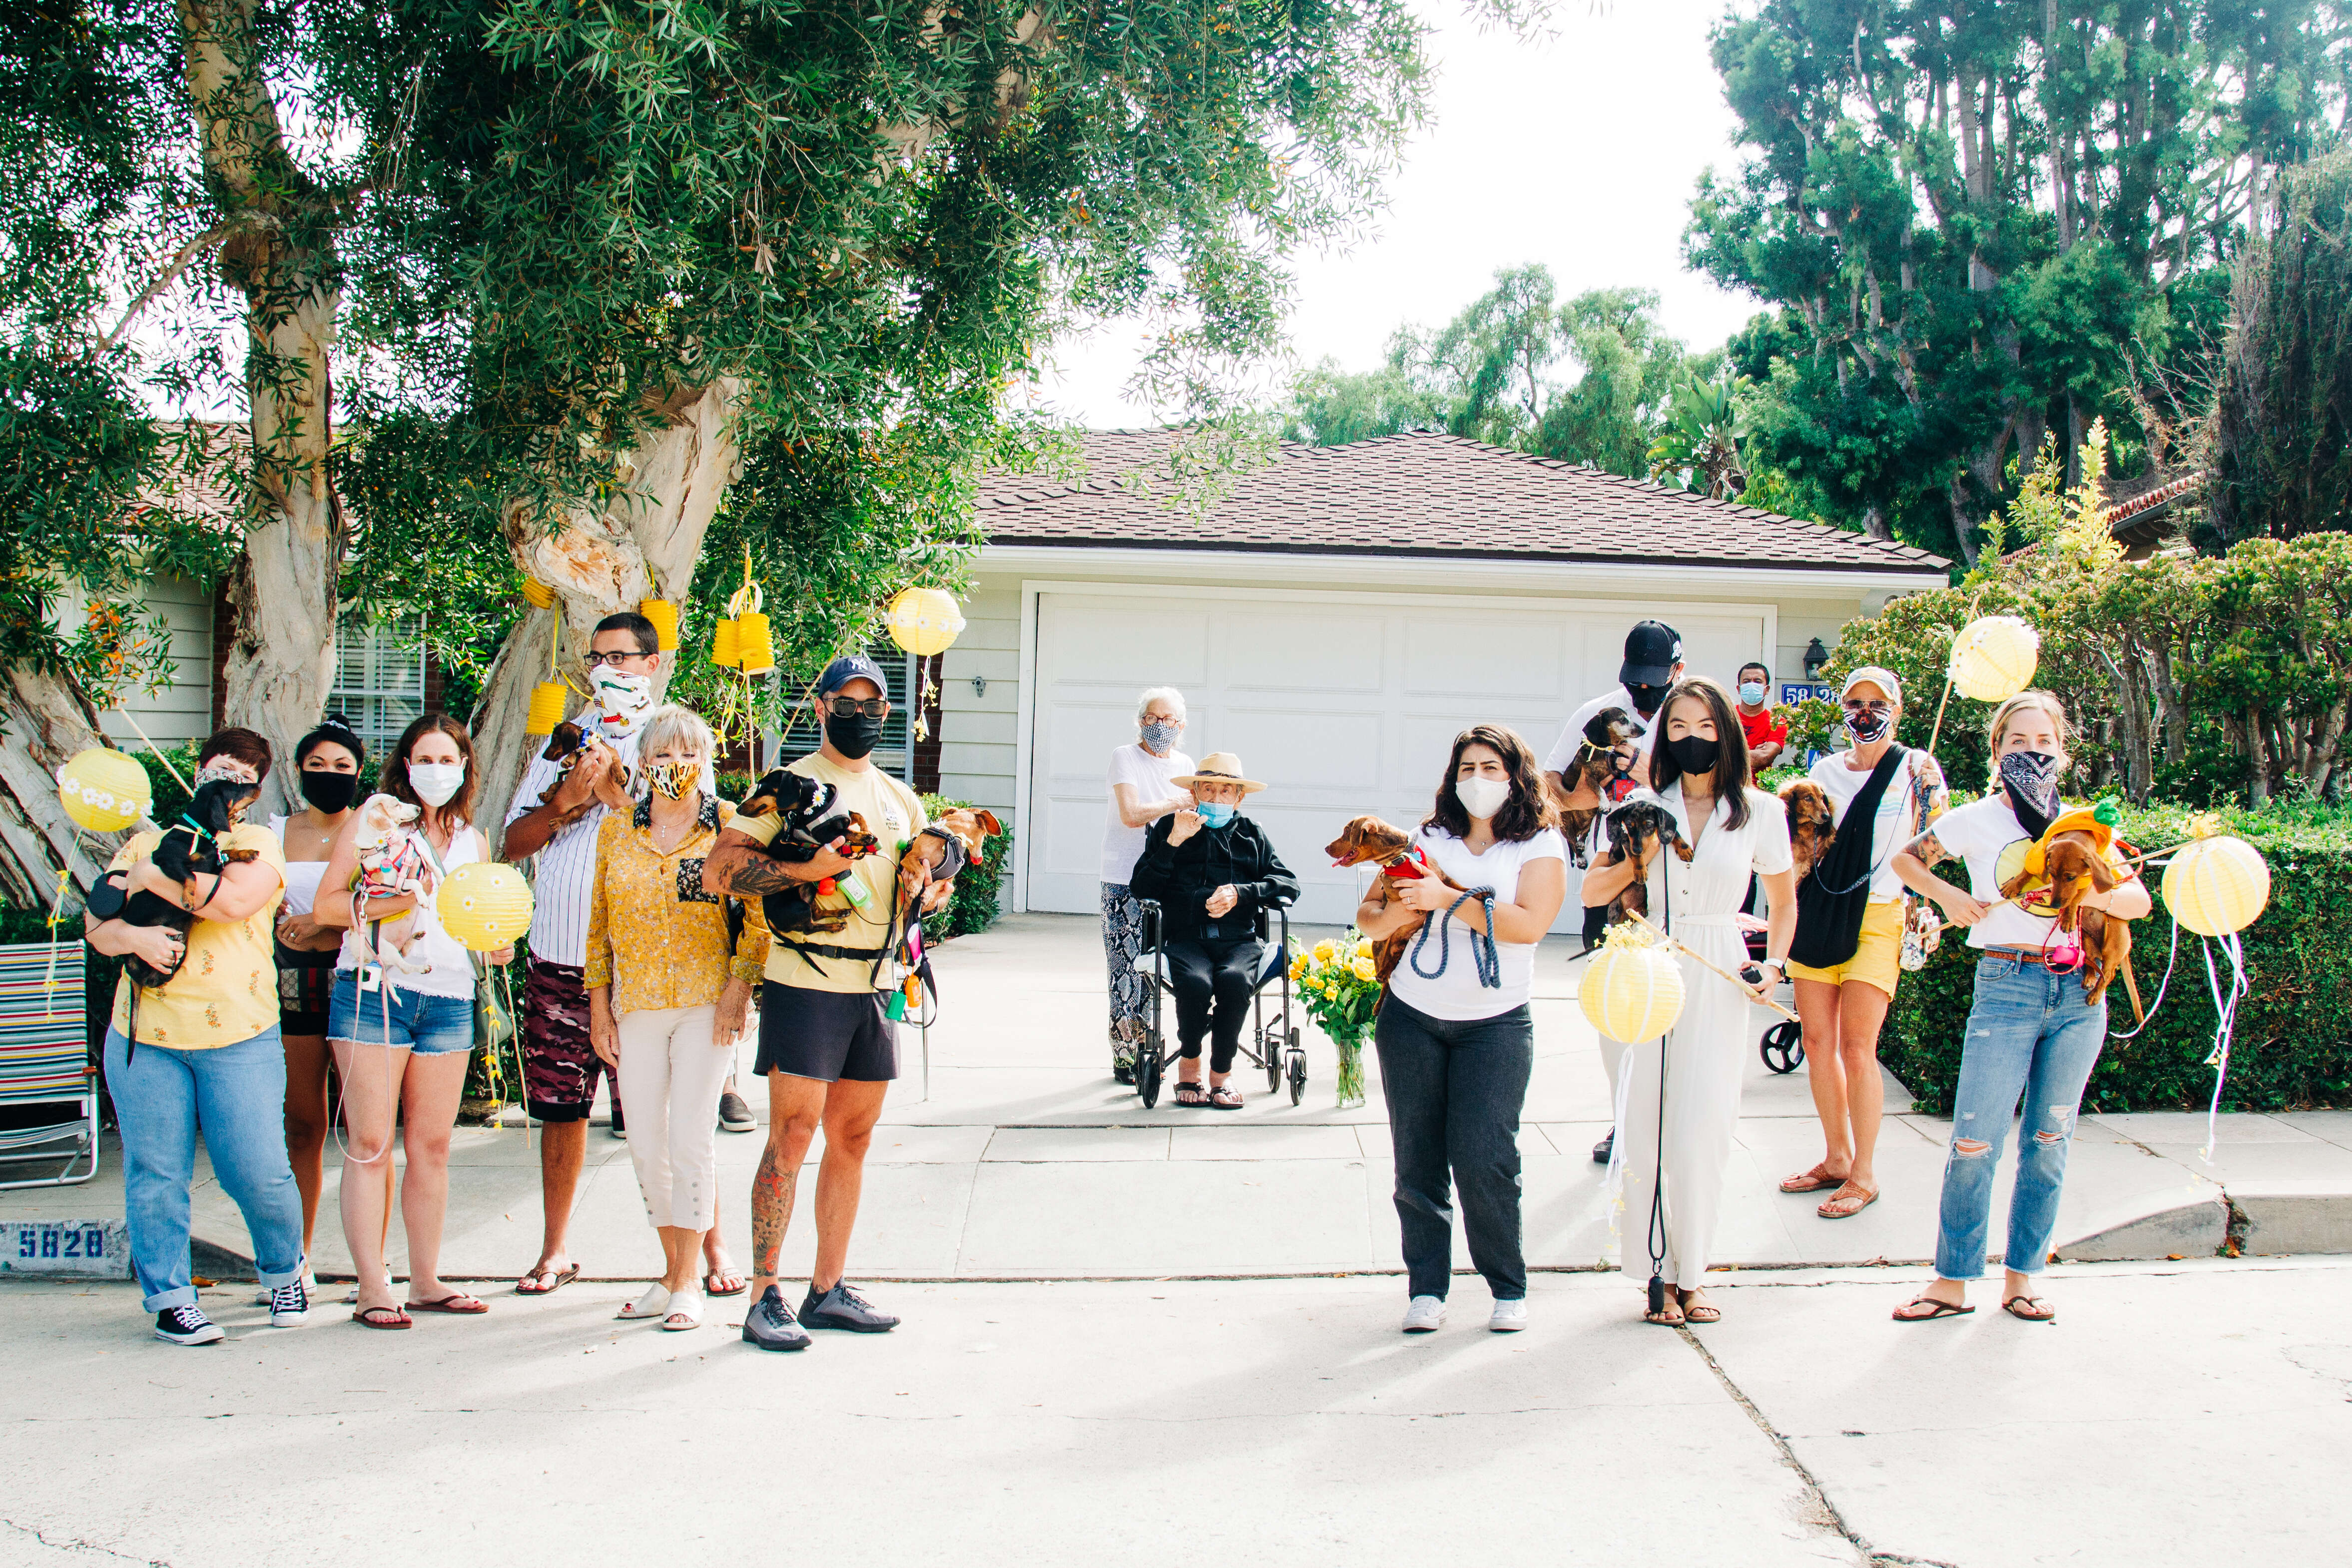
504, 732, 714, 968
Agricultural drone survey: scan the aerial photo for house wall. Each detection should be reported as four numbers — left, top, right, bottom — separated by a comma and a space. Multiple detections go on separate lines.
90, 573, 214, 750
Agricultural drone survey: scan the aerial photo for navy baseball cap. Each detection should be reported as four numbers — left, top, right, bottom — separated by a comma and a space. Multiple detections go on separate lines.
816, 653, 890, 697
1619, 620, 1685, 686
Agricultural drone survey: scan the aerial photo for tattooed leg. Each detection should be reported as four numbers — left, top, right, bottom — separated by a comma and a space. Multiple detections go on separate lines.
751, 1068, 825, 1295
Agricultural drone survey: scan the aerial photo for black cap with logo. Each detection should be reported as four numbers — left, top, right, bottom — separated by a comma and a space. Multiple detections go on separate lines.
1619, 620, 1684, 687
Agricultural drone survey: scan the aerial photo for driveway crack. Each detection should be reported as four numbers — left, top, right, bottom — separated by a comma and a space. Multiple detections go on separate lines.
2, 1517, 170, 1566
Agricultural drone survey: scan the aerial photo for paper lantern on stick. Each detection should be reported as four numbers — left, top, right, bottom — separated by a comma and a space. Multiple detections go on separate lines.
1578, 927, 1686, 1044
885, 587, 965, 657
520, 578, 556, 610
56, 748, 151, 832
638, 598, 679, 652
1948, 615, 2040, 702
710, 617, 742, 669
438, 862, 535, 952
524, 682, 570, 737
2163, 831, 2270, 937
735, 611, 776, 674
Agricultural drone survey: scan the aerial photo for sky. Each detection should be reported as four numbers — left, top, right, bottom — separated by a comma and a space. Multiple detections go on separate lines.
1021, 0, 1767, 428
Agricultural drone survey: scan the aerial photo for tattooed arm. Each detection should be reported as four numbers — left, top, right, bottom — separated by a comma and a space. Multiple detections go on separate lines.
702, 825, 850, 899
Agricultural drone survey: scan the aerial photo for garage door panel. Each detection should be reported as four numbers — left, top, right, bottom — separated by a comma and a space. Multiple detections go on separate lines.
1212, 709, 1382, 791
1039, 600, 1212, 686
1216, 612, 1385, 693
1041, 701, 1159, 789
1402, 618, 1564, 699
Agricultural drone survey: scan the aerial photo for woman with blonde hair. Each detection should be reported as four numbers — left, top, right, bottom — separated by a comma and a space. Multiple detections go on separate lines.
586, 704, 766, 1331
1889, 690, 2150, 1324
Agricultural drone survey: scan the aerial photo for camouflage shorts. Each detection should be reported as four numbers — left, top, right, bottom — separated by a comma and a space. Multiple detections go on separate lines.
521, 959, 614, 1122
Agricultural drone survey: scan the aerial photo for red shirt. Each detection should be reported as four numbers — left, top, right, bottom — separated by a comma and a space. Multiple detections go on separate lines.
1739, 705, 1788, 756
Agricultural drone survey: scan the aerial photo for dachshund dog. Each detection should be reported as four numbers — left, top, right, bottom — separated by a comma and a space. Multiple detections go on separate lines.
2004, 829, 2140, 1017
1600, 798, 1689, 925
736, 767, 882, 936
1323, 814, 1470, 985
897, 808, 1002, 931
92, 775, 264, 989
348, 793, 436, 970
1777, 779, 1838, 881
1558, 705, 1641, 868
530, 721, 598, 815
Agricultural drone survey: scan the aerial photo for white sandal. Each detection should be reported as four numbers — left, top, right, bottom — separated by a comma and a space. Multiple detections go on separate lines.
660, 1288, 704, 1331
617, 1284, 671, 1321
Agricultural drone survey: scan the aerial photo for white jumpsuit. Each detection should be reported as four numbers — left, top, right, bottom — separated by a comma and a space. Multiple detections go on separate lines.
1613, 782, 1792, 1285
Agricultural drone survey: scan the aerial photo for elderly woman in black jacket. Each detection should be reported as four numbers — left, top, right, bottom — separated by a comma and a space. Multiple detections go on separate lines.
1129, 752, 1299, 1108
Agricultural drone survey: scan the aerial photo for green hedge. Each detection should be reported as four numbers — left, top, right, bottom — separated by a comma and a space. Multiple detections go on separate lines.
1882, 799, 2352, 1113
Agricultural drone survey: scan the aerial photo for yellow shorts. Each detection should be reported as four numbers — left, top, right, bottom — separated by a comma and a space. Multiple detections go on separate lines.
1787, 897, 1903, 999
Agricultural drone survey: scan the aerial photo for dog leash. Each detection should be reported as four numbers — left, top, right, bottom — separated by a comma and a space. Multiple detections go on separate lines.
1406, 886, 1500, 988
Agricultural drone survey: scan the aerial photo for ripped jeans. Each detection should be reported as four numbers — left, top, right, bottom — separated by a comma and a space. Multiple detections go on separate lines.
1932, 954, 2108, 1281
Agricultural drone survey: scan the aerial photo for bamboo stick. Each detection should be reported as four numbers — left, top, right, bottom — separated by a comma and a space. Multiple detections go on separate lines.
1624, 911, 1801, 1024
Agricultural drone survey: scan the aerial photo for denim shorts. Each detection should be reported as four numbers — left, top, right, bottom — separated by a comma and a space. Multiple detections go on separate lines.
327, 971, 476, 1056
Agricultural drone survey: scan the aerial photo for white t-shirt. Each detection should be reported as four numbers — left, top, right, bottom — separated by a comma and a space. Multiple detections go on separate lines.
1101, 743, 1194, 885
1928, 794, 2072, 952
1384, 825, 1568, 1022
1543, 686, 1660, 777
1809, 747, 1934, 902
504, 729, 714, 968
335, 823, 488, 999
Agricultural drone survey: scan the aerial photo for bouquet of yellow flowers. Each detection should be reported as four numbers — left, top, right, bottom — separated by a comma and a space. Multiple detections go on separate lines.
1289, 930, 1380, 1107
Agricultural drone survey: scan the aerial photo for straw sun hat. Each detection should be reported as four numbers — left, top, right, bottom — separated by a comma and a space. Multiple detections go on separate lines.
1171, 752, 1265, 794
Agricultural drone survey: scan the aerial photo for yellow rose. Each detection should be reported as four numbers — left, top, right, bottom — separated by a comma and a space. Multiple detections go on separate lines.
1311, 939, 1338, 962
1353, 939, 1374, 960
1352, 957, 1377, 982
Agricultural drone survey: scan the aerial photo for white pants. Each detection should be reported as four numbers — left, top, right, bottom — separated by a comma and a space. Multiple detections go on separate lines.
1614, 956, 1751, 1285
615, 1006, 729, 1232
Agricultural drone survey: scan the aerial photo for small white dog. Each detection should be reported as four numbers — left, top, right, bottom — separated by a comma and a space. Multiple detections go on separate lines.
348, 793, 436, 972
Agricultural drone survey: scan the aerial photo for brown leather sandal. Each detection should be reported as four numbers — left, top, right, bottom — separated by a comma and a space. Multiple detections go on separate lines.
2002, 1295, 2056, 1322
1778, 1162, 1844, 1193
1892, 1296, 1974, 1322
1817, 1182, 1879, 1219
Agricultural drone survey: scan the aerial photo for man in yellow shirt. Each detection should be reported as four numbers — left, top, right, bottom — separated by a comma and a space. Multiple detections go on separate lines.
703, 655, 952, 1350
83, 728, 307, 1345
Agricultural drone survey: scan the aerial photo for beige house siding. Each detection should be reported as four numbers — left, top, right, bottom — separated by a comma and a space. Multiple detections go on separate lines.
52, 572, 217, 750
937, 582, 1023, 812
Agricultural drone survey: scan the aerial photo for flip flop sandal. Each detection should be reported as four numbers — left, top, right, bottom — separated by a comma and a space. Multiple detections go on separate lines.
1893, 1297, 1975, 1323
407, 1294, 488, 1314
353, 1305, 412, 1330
1817, 1182, 1880, 1219
1208, 1086, 1244, 1110
703, 1270, 747, 1298
1172, 1083, 1208, 1106
1678, 1293, 1721, 1323
617, 1285, 672, 1320
1779, 1163, 1844, 1194
1643, 1307, 1686, 1327
515, 1263, 580, 1296
2002, 1295, 2056, 1322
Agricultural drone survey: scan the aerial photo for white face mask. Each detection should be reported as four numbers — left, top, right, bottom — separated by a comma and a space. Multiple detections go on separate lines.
408, 760, 466, 808
590, 667, 653, 736
1455, 775, 1511, 821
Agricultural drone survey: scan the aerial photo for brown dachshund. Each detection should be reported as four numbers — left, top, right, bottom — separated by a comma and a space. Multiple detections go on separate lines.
897, 808, 1003, 918
1325, 815, 1469, 985
1777, 779, 1838, 881
2001, 830, 2140, 1018
1558, 706, 1641, 868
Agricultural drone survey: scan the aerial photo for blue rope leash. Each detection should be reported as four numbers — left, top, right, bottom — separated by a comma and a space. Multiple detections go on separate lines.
1407, 887, 1501, 988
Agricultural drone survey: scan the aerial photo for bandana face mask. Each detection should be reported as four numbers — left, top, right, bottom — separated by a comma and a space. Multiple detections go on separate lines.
643, 760, 696, 800
590, 668, 654, 737
1843, 701, 1895, 744
1999, 749, 2063, 840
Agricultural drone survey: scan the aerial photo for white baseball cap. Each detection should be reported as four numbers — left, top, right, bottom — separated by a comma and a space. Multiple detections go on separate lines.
1838, 665, 1904, 704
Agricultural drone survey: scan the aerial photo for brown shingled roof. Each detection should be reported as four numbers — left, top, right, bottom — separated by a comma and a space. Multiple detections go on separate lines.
979, 430, 1950, 575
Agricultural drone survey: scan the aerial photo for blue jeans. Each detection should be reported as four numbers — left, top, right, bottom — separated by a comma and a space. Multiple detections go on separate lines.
1374, 995, 1533, 1301
1933, 956, 2108, 1281
104, 1028, 305, 1311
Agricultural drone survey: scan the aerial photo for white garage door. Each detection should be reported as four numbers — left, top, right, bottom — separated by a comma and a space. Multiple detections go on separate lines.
1023, 586, 1769, 927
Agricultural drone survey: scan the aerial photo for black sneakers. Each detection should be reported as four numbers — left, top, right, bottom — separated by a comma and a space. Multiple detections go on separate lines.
608, 1101, 626, 1140
1592, 1128, 1615, 1164
741, 1285, 812, 1352
802, 1281, 899, 1333
716, 1090, 756, 1133
268, 1278, 310, 1328
155, 1304, 224, 1345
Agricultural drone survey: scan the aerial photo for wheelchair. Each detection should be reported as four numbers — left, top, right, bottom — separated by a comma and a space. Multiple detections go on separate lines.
1133, 899, 1306, 1109
1743, 921, 1805, 1074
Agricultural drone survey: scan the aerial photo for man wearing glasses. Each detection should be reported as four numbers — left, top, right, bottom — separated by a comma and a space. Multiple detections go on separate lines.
702, 654, 952, 1351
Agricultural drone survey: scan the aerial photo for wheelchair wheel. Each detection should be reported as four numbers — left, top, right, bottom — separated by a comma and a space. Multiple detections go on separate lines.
1137, 1040, 1165, 1108
1760, 1020, 1804, 1075
1263, 1028, 1283, 1093
1287, 1044, 1306, 1106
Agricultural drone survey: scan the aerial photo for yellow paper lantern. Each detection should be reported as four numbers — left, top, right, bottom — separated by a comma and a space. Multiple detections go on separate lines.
710, 617, 741, 669
638, 598, 679, 652
520, 578, 557, 610
736, 610, 776, 674
2162, 835, 2270, 937
524, 682, 570, 736
56, 748, 152, 833
885, 587, 966, 657
1578, 935, 1686, 1045
438, 861, 535, 952
1948, 615, 2041, 702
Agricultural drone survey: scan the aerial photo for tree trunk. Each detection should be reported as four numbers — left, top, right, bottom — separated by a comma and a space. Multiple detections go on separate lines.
472, 381, 743, 851
0, 668, 135, 909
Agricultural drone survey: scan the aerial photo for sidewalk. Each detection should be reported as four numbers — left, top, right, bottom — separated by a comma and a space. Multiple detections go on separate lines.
6, 913, 2348, 1281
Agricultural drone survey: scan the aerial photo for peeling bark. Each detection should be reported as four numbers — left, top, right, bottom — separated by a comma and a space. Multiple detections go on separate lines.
0, 668, 134, 909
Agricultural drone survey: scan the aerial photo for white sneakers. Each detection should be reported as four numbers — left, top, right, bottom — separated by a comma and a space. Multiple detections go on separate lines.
1401, 1296, 1447, 1333
1401, 1295, 1529, 1333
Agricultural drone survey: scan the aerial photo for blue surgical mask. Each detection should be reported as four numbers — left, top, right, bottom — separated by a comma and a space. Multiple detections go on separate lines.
1738, 681, 1767, 707
1196, 802, 1235, 829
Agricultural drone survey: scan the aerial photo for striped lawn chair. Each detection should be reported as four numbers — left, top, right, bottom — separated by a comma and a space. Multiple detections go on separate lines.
0, 941, 97, 1189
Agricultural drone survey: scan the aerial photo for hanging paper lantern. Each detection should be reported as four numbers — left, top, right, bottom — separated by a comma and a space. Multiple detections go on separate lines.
525, 682, 570, 737
1948, 616, 2041, 702
2162, 834, 2270, 937
1578, 930, 1686, 1044
56, 748, 152, 833
520, 578, 557, 610
885, 587, 966, 657
736, 611, 777, 675
638, 598, 680, 652
438, 862, 535, 952
710, 617, 741, 669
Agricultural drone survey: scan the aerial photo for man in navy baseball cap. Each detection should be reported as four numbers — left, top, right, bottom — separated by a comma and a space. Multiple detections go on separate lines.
815, 652, 889, 697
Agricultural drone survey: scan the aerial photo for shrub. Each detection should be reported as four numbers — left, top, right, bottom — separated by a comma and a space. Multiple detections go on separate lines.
1881, 799, 2352, 1113
920, 794, 1011, 938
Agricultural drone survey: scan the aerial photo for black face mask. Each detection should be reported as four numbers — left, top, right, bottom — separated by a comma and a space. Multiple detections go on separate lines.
824, 712, 884, 760
300, 770, 359, 814
1666, 735, 1720, 776
1627, 683, 1668, 718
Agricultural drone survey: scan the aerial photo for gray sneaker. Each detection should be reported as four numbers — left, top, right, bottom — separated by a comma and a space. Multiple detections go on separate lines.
1401, 1295, 1446, 1333
801, 1281, 899, 1333
741, 1285, 811, 1352
716, 1090, 756, 1133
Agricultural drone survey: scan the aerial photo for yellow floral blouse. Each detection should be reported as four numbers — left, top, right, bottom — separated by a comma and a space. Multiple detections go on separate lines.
584, 796, 768, 1013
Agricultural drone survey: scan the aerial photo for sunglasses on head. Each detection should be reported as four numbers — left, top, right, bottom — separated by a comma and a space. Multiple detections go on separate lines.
823, 697, 890, 719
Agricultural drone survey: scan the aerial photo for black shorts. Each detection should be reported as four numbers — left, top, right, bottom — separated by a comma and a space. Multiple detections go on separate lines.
753, 981, 897, 1083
